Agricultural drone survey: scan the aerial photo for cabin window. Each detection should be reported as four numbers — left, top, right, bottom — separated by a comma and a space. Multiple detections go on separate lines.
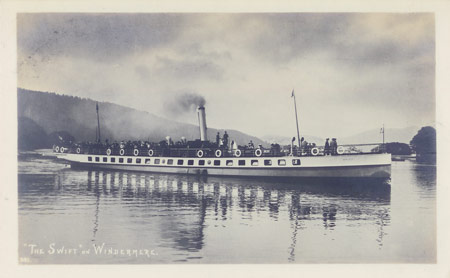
199, 160, 205, 166
111, 157, 116, 163
102, 157, 107, 162
292, 159, 301, 165
127, 158, 133, 163
278, 159, 286, 166
251, 160, 259, 166
226, 160, 233, 166
95, 157, 100, 162
214, 160, 221, 166
177, 159, 183, 165
264, 159, 272, 166
238, 160, 246, 166
167, 159, 173, 165
154, 159, 160, 165
88, 156, 92, 162
119, 158, 124, 163
188, 160, 194, 166
145, 159, 151, 164
136, 158, 142, 164
162, 159, 166, 164
207, 160, 212, 165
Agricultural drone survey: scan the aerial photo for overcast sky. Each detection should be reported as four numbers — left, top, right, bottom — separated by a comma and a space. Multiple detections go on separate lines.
17, 13, 435, 139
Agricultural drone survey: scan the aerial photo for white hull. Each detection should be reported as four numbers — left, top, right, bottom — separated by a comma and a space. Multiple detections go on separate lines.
58, 153, 391, 179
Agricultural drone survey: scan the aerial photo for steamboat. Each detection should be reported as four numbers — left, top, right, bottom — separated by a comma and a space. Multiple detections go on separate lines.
54, 103, 391, 180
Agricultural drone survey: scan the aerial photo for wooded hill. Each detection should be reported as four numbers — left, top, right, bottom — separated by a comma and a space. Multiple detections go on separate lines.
17, 88, 265, 150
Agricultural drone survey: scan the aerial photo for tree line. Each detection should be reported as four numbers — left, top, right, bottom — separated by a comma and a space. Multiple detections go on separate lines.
383, 126, 436, 163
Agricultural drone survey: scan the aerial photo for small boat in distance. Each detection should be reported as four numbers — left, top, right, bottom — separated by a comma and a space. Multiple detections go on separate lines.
54, 101, 391, 180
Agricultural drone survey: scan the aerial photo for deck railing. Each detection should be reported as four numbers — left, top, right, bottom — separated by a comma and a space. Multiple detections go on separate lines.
291, 143, 385, 157
55, 142, 386, 158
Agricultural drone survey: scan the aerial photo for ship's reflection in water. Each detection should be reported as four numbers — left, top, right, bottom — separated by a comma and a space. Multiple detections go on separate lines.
80, 170, 389, 262
19, 166, 392, 264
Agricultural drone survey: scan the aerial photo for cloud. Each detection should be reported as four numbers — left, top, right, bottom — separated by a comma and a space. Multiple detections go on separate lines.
242, 13, 353, 63
134, 64, 151, 80
154, 56, 225, 80
18, 13, 185, 63
238, 13, 434, 70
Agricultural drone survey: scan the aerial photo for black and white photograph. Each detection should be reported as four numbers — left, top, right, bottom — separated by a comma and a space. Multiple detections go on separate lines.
1, 2, 449, 277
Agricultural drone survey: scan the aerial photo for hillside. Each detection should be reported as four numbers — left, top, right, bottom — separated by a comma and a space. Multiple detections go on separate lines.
17, 88, 265, 149
262, 126, 421, 147
18, 117, 48, 150
339, 126, 421, 145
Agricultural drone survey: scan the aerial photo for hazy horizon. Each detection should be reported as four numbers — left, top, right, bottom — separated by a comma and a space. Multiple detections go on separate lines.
17, 13, 435, 139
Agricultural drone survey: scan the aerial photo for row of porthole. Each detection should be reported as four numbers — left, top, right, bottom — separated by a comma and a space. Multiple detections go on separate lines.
87, 156, 301, 167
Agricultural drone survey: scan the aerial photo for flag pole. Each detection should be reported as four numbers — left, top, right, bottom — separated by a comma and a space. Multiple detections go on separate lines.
96, 102, 101, 143
292, 89, 301, 150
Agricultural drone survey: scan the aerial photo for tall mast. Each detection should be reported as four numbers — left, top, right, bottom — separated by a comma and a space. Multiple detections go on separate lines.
96, 102, 101, 143
292, 89, 301, 149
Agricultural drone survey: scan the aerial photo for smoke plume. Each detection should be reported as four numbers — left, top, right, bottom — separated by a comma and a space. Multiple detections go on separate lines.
178, 93, 206, 109
165, 92, 206, 116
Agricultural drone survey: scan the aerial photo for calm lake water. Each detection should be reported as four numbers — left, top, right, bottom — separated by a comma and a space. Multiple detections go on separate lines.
18, 151, 436, 264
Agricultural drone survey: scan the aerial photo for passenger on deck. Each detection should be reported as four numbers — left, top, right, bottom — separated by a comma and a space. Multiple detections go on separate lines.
301, 137, 308, 154
216, 132, 220, 146
330, 138, 337, 155
248, 140, 254, 149
333, 138, 338, 154
223, 131, 229, 149
231, 140, 236, 150
165, 136, 173, 146
324, 138, 330, 155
